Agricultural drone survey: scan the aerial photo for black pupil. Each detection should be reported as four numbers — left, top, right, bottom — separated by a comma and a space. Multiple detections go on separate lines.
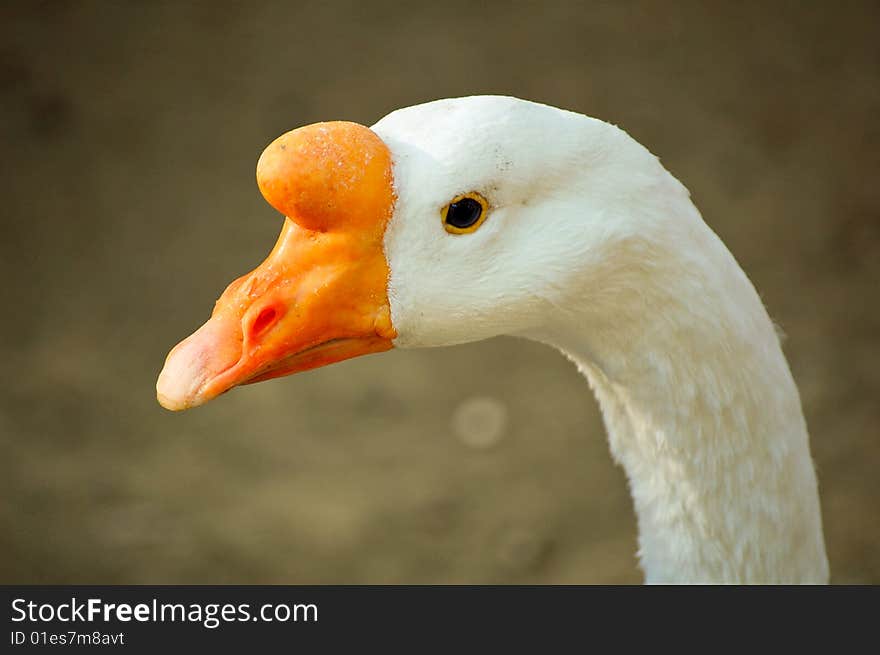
446, 198, 483, 229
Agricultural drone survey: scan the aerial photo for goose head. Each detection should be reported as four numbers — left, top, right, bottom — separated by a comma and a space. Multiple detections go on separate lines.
155, 97, 832, 584
157, 95, 695, 410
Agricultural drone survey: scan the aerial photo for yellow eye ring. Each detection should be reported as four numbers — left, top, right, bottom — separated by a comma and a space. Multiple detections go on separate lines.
441, 191, 490, 234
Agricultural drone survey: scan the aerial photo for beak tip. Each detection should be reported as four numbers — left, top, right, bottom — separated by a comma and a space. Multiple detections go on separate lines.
156, 316, 243, 412
155, 347, 208, 412
156, 365, 197, 411
156, 372, 212, 411
156, 389, 187, 412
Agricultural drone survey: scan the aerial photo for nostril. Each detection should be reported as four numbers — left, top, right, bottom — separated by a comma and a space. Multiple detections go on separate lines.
250, 306, 278, 338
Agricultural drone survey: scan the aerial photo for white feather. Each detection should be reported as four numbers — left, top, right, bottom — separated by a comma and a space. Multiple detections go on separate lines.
372, 96, 828, 583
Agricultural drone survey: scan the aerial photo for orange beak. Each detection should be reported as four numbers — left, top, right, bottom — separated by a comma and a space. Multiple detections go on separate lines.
156, 122, 396, 411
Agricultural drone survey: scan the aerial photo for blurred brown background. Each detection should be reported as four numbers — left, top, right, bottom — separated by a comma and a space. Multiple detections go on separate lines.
1, 1, 878, 583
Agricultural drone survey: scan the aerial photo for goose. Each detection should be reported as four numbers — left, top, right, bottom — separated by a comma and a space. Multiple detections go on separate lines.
156, 95, 829, 584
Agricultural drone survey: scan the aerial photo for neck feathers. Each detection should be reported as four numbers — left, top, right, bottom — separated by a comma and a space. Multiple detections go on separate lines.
536, 190, 829, 583
576, 325, 829, 583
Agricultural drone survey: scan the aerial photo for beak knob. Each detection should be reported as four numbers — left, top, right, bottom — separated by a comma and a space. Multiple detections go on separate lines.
256, 121, 393, 233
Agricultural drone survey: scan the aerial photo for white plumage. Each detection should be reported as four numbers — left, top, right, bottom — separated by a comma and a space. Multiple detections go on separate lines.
374, 96, 829, 583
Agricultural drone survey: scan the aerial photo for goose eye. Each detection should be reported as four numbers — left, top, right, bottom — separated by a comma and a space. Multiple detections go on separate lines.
441, 192, 489, 234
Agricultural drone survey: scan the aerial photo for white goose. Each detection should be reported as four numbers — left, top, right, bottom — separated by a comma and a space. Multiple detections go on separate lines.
157, 96, 829, 583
